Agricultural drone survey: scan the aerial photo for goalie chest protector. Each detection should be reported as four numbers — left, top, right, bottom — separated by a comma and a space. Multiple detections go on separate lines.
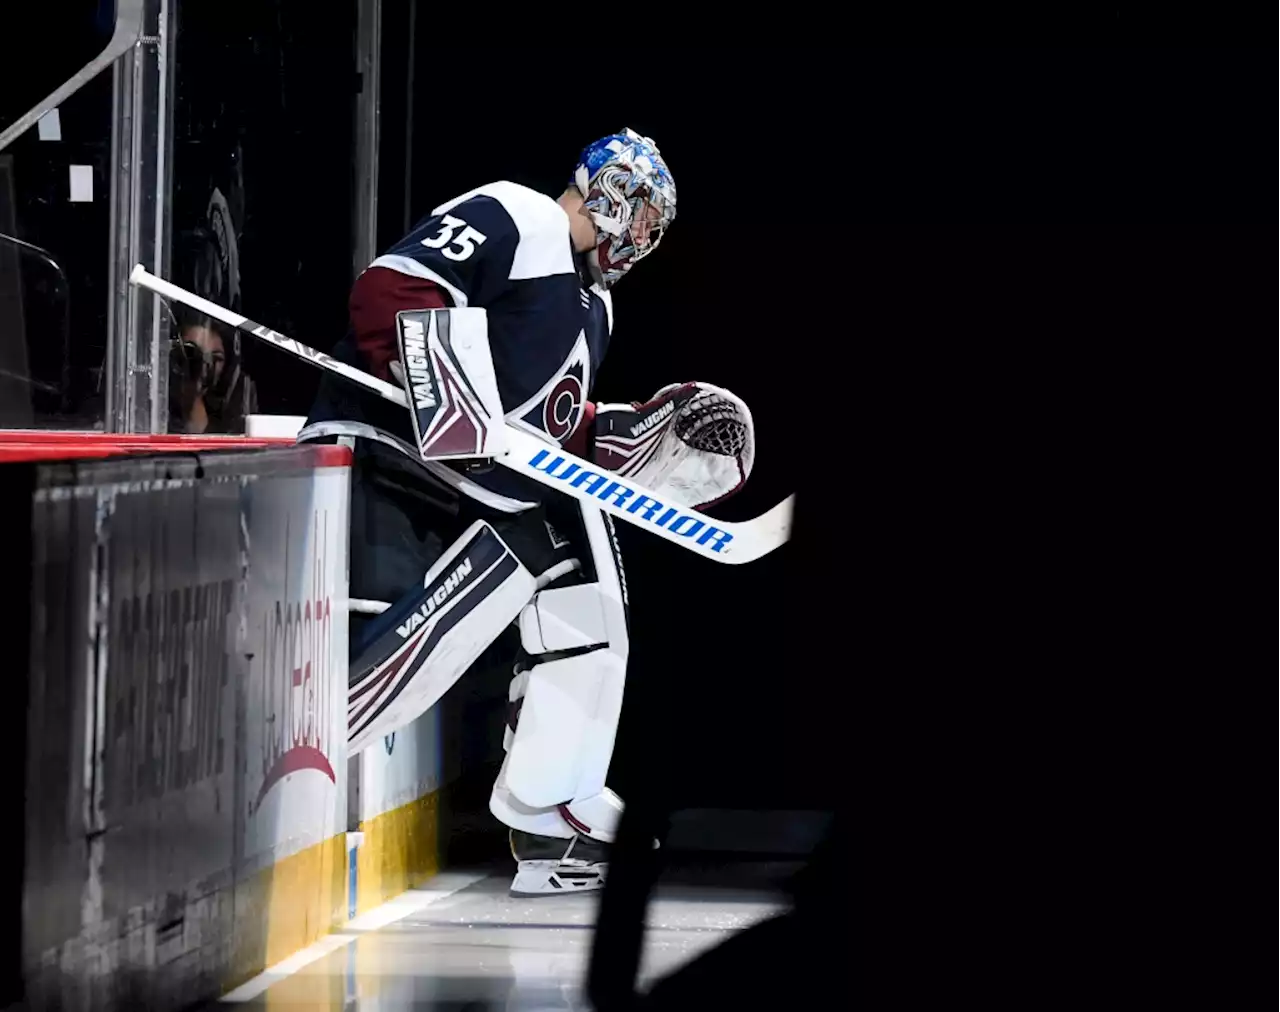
371, 180, 614, 449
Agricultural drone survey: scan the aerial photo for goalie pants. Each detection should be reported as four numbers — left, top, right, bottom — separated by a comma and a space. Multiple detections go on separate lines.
347, 441, 630, 843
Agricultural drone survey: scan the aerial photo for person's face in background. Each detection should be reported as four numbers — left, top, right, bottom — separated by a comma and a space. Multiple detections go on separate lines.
172, 322, 227, 431
185, 324, 226, 393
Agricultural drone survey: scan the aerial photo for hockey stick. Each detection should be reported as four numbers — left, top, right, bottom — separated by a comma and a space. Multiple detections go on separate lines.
129, 264, 794, 564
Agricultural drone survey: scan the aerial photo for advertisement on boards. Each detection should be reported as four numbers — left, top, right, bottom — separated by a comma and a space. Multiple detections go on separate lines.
241, 466, 350, 868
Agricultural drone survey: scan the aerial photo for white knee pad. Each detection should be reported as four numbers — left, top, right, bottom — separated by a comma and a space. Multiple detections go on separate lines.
489, 507, 630, 841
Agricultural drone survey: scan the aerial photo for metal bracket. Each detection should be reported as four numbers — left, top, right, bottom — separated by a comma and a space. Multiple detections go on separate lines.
0, 0, 146, 153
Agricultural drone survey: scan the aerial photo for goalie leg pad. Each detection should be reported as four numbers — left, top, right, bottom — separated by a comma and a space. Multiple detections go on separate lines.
489, 778, 576, 840
347, 519, 536, 754
502, 646, 627, 810
490, 776, 624, 843
488, 505, 630, 841
560, 788, 624, 842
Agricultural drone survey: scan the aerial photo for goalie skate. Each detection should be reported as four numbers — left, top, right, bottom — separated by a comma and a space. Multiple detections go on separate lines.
508, 830, 608, 897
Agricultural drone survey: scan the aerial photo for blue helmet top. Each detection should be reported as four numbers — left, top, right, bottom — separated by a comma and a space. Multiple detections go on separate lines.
571, 128, 676, 289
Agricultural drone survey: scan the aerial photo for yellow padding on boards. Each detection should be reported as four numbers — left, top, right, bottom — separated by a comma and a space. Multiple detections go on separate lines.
226, 833, 347, 993
356, 790, 440, 915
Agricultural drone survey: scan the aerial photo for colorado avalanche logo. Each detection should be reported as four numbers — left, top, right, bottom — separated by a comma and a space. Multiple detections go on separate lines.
544, 374, 584, 440
510, 332, 593, 447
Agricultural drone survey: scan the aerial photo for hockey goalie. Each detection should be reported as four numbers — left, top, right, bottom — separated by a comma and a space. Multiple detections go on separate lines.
302, 129, 757, 896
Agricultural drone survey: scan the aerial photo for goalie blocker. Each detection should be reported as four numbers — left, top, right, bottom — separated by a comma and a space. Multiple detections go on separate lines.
393, 306, 507, 460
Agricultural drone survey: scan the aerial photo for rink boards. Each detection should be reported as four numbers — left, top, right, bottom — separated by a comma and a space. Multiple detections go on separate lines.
3, 435, 442, 1011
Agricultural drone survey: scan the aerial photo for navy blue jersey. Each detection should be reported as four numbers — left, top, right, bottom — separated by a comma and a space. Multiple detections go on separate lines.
370, 181, 613, 447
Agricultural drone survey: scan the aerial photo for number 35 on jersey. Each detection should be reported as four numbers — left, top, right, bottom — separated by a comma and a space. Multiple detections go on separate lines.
420, 214, 488, 261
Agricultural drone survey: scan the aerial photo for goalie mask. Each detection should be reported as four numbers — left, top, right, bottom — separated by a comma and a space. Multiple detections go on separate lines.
572, 128, 676, 290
